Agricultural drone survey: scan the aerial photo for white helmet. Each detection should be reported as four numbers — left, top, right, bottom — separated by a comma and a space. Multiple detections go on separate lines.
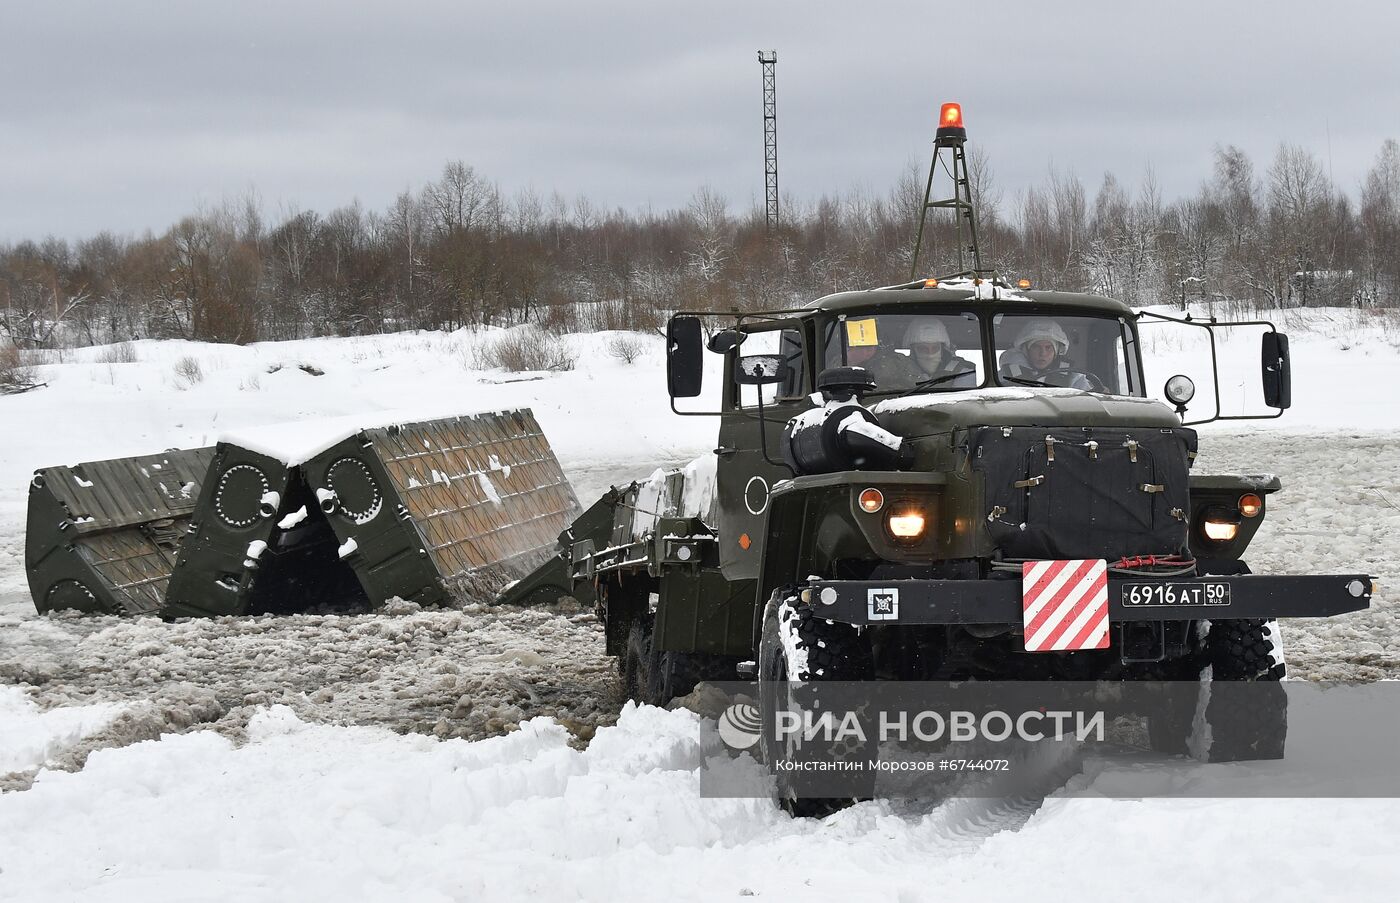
907, 319, 952, 347
1017, 319, 1070, 355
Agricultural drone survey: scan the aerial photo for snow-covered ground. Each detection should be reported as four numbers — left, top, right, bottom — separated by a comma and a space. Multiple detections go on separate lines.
2, 310, 1399, 900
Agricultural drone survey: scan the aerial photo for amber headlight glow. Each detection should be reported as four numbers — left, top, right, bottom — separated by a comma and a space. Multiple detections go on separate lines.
886, 506, 927, 540
858, 488, 885, 513
1238, 493, 1263, 518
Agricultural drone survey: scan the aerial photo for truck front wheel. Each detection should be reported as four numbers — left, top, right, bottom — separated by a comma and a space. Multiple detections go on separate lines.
757, 588, 874, 817
1199, 618, 1287, 761
1148, 619, 1287, 762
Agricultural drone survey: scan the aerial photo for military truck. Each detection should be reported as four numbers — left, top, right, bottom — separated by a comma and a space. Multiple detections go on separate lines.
499, 104, 1373, 807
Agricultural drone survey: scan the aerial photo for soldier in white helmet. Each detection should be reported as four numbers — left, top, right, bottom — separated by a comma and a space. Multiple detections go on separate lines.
998, 319, 1098, 390
905, 319, 977, 388
857, 317, 976, 391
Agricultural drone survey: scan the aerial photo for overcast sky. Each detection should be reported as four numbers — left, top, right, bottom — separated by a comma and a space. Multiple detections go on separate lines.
2, 0, 1397, 243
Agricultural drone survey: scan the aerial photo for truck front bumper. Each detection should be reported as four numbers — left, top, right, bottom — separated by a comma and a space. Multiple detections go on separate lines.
804, 573, 1373, 627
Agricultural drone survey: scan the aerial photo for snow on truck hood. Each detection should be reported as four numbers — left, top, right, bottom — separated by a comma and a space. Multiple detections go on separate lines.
870, 387, 1179, 435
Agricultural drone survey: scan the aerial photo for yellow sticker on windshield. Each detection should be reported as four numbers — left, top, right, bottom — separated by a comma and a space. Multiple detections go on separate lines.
846, 318, 878, 347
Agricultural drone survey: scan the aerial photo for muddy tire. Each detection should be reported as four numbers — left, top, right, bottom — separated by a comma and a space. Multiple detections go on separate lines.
1200, 619, 1287, 762
622, 618, 725, 706
622, 620, 656, 704
1147, 619, 1287, 762
757, 588, 874, 818
1140, 643, 1206, 757
1208, 618, 1287, 681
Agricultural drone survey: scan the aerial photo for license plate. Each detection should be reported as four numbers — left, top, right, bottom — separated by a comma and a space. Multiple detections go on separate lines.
1121, 582, 1231, 607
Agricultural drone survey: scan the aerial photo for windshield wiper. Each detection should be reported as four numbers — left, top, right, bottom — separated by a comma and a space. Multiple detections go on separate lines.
1002, 375, 1055, 389
1004, 370, 1107, 393
894, 370, 972, 399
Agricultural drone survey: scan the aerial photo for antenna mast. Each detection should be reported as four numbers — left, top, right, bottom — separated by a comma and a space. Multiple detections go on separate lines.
758, 50, 779, 232
909, 102, 988, 280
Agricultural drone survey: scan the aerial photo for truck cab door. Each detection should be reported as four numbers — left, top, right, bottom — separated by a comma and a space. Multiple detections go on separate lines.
714, 322, 811, 581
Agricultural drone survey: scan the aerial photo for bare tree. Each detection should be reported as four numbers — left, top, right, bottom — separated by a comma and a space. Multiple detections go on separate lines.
1361, 139, 1400, 305
685, 186, 732, 299
423, 161, 490, 236
967, 146, 1003, 225
1267, 144, 1332, 305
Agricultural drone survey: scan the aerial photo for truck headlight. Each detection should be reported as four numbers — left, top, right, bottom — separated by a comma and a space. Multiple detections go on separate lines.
886, 506, 926, 541
1201, 518, 1239, 542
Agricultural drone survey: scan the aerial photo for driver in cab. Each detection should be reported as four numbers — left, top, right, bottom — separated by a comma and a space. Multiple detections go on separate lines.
998, 319, 1096, 391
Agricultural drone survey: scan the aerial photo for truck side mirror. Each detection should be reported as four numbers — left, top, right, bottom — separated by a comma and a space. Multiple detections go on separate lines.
708, 329, 742, 354
735, 355, 787, 385
1262, 332, 1291, 410
667, 316, 704, 398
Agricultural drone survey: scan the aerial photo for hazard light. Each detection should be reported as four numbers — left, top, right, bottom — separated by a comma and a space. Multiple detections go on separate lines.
936, 102, 967, 144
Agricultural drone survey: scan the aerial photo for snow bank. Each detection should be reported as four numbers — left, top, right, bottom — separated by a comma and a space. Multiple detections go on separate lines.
0, 686, 128, 774
2, 701, 1397, 901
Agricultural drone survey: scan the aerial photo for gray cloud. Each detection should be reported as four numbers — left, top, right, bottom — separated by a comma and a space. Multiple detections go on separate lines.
2, 0, 1396, 241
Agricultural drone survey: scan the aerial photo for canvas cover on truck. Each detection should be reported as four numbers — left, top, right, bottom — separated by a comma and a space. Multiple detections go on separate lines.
970, 425, 1198, 561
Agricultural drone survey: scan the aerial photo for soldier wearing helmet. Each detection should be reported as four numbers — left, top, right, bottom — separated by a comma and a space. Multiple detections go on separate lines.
855, 317, 976, 391
998, 319, 1096, 390
905, 319, 977, 388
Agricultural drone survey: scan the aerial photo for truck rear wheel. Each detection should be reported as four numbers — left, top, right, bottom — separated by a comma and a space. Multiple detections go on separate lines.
757, 588, 874, 818
622, 618, 729, 707
622, 620, 657, 704
1147, 619, 1287, 762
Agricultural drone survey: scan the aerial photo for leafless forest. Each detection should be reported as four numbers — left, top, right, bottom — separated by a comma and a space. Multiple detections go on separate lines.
3, 140, 1399, 350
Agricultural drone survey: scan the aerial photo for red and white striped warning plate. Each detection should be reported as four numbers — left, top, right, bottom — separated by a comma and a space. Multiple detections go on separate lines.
1021, 559, 1110, 652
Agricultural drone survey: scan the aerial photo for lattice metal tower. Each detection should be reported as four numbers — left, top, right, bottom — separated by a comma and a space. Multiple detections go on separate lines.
758, 50, 779, 231
910, 102, 988, 280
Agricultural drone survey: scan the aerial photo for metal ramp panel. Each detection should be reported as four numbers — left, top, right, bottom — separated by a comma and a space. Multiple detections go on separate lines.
25, 447, 215, 615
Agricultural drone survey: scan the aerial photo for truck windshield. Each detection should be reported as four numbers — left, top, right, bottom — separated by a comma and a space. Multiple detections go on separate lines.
992, 312, 1142, 396
822, 311, 984, 394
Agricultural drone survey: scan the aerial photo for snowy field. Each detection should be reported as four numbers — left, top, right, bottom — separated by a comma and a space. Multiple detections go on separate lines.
2, 309, 1400, 900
